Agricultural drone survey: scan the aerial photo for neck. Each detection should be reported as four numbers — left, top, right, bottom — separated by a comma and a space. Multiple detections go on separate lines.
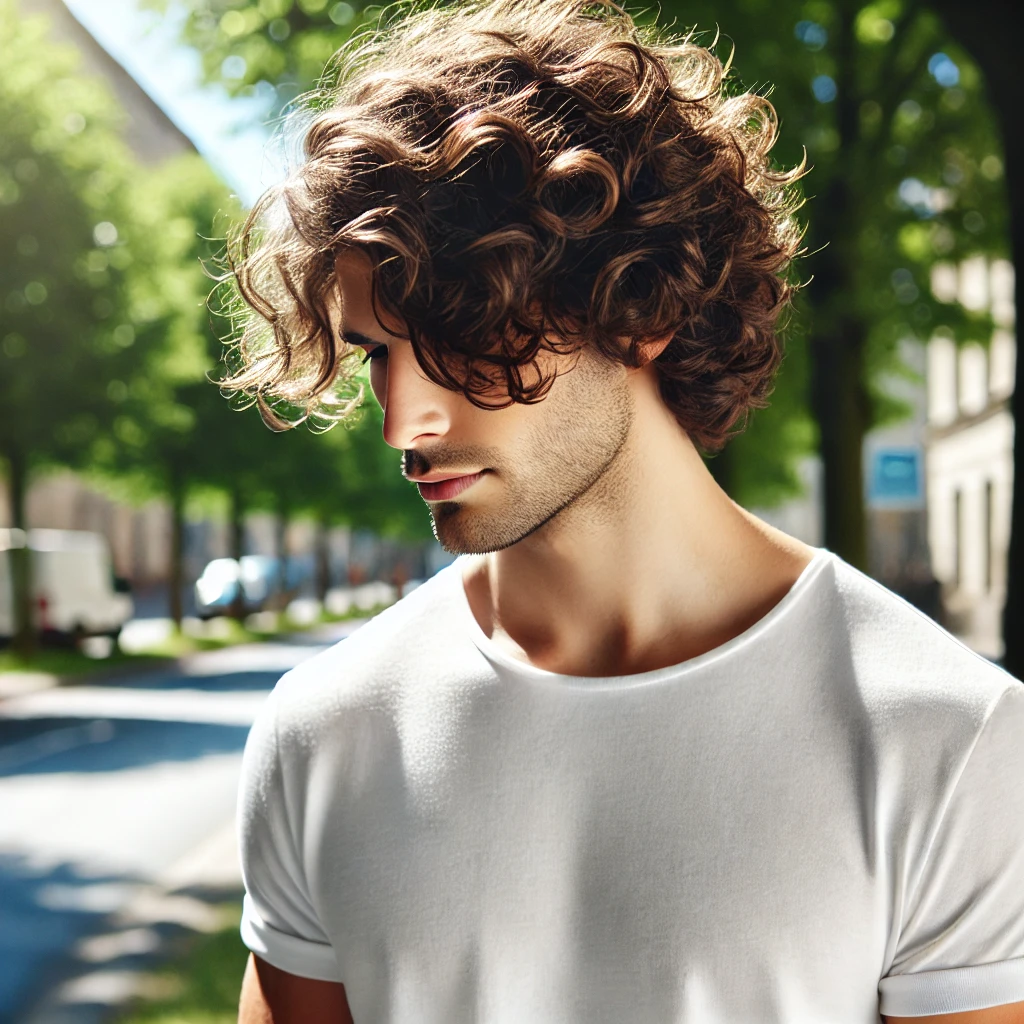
462, 367, 817, 677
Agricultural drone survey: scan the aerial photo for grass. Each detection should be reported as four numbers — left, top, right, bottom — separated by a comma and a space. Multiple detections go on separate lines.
0, 601, 393, 680
140, 618, 278, 659
115, 903, 249, 1024
0, 646, 171, 678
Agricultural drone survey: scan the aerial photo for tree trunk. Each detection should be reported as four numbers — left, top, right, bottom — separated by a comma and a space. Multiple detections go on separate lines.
315, 512, 332, 604
811, 322, 870, 568
998, 126, 1024, 674
7, 450, 35, 659
275, 500, 289, 610
805, 4, 871, 570
229, 485, 246, 621
168, 468, 186, 630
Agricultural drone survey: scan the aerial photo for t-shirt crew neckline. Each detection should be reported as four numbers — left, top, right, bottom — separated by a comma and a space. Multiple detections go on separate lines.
448, 546, 835, 690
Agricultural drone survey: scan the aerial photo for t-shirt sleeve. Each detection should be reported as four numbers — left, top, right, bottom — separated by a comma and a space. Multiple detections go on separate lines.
878, 681, 1024, 1017
237, 682, 344, 982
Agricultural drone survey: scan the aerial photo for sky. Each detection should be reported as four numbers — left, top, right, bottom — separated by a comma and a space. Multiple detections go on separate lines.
62, 0, 285, 206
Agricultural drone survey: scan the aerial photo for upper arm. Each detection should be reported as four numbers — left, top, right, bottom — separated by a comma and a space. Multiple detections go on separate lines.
883, 999, 1024, 1023
239, 952, 354, 1024
238, 687, 346, 988
879, 686, 1024, 1018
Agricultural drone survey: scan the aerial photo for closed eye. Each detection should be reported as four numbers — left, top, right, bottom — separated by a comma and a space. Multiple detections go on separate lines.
360, 346, 388, 365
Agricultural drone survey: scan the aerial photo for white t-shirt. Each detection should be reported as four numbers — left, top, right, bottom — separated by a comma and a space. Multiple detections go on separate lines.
238, 547, 1024, 1022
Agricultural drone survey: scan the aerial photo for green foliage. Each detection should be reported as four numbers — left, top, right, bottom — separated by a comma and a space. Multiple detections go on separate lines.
655, 0, 1008, 529
225, 373, 432, 539
85, 148, 431, 546
727, 312, 818, 509
338, 395, 435, 539
669, 0, 1007, 372
140, 0, 372, 114
86, 153, 243, 500
0, 0, 424, 645
0, 1, 143, 470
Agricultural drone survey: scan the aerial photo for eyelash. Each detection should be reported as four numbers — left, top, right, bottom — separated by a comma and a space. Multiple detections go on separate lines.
360, 347, 387, 365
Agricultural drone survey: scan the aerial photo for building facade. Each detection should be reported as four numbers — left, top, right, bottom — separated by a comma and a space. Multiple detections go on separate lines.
924, 257, 1015, 660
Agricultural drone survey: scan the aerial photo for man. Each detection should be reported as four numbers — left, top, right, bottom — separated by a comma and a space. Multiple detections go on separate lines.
228, 1, 1024, 1020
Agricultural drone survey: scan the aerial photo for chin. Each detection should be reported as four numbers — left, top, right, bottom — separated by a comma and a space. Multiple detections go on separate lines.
429, 502, 536, 555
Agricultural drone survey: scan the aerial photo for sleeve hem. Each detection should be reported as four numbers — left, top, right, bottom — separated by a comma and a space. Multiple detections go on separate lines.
879, 956, 1024, 1016
240, 893, 345, 984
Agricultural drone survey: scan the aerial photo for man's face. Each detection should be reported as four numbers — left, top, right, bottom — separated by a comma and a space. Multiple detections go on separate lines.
335, 250, 636, 554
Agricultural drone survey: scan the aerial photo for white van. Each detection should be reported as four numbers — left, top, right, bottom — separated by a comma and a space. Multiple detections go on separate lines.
0, 528, 134, 641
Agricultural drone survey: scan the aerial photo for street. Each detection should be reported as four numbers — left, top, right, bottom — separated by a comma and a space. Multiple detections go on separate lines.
0, 622, 363, 1024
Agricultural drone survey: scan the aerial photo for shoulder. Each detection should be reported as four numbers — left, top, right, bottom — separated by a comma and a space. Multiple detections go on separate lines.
249, 562, 490, 758
821, 551, 1019, 747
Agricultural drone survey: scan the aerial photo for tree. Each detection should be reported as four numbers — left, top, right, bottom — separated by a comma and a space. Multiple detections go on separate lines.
660, 0, 1007, 572
0, 1, 151, 655
87, 152, 246, 627
141, 0, 371, 116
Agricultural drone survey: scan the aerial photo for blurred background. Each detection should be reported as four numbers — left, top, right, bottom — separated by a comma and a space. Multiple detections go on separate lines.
0, 0, 1019, 1019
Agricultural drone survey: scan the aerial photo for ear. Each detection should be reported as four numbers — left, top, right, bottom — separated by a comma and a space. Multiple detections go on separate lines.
634, 329, 675, 366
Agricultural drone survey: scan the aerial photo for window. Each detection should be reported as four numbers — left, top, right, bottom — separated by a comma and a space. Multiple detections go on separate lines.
953, 488, 963, 589
984, 480, 994, 592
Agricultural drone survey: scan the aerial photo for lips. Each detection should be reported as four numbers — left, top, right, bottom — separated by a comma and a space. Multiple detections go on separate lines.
415, 471, 487, 502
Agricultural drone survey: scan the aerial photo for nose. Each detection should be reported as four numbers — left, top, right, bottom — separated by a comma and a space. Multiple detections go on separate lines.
379, 342, 454, 450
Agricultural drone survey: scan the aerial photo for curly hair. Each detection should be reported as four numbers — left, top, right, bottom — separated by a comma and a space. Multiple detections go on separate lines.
221, 0, 805, 454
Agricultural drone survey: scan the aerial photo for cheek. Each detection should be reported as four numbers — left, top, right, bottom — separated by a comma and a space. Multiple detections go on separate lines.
472, 395, 551, 456
369, 360, 387, 405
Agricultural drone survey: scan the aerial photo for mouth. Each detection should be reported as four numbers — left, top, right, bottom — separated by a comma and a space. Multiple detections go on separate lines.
413, 471, 487, 502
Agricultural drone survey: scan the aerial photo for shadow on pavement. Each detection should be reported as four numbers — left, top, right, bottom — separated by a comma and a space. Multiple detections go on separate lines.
0, 854, 148, 1021
0, 717, 253, 778
1, 850, 247, 1024
127, 668, 288, 692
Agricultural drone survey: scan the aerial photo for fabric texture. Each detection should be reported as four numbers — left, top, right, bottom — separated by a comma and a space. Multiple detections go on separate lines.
237, 547, 1024, 1022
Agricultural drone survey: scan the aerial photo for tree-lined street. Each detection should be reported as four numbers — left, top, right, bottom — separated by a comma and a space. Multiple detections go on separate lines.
2, 0, 1021, 1016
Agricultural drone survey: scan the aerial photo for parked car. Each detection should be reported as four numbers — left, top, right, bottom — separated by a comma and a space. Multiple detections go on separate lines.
194, 555, 309, 619
0, 528, 134, 643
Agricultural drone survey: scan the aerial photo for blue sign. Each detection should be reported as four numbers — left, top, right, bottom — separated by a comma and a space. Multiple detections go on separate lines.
868, 447, 923, 507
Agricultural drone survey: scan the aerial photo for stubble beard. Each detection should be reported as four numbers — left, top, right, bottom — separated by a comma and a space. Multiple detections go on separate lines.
426, 366, 635, 555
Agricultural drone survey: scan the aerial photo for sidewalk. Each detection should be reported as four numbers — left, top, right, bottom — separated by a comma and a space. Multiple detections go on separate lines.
20, 819, 244, 1024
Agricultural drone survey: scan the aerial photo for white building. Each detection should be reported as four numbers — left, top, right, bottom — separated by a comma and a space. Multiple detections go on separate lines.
925, 257, 1015, 660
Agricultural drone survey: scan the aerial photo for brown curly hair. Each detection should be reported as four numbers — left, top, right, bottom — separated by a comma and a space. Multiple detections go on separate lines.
221, 0, 805, 454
